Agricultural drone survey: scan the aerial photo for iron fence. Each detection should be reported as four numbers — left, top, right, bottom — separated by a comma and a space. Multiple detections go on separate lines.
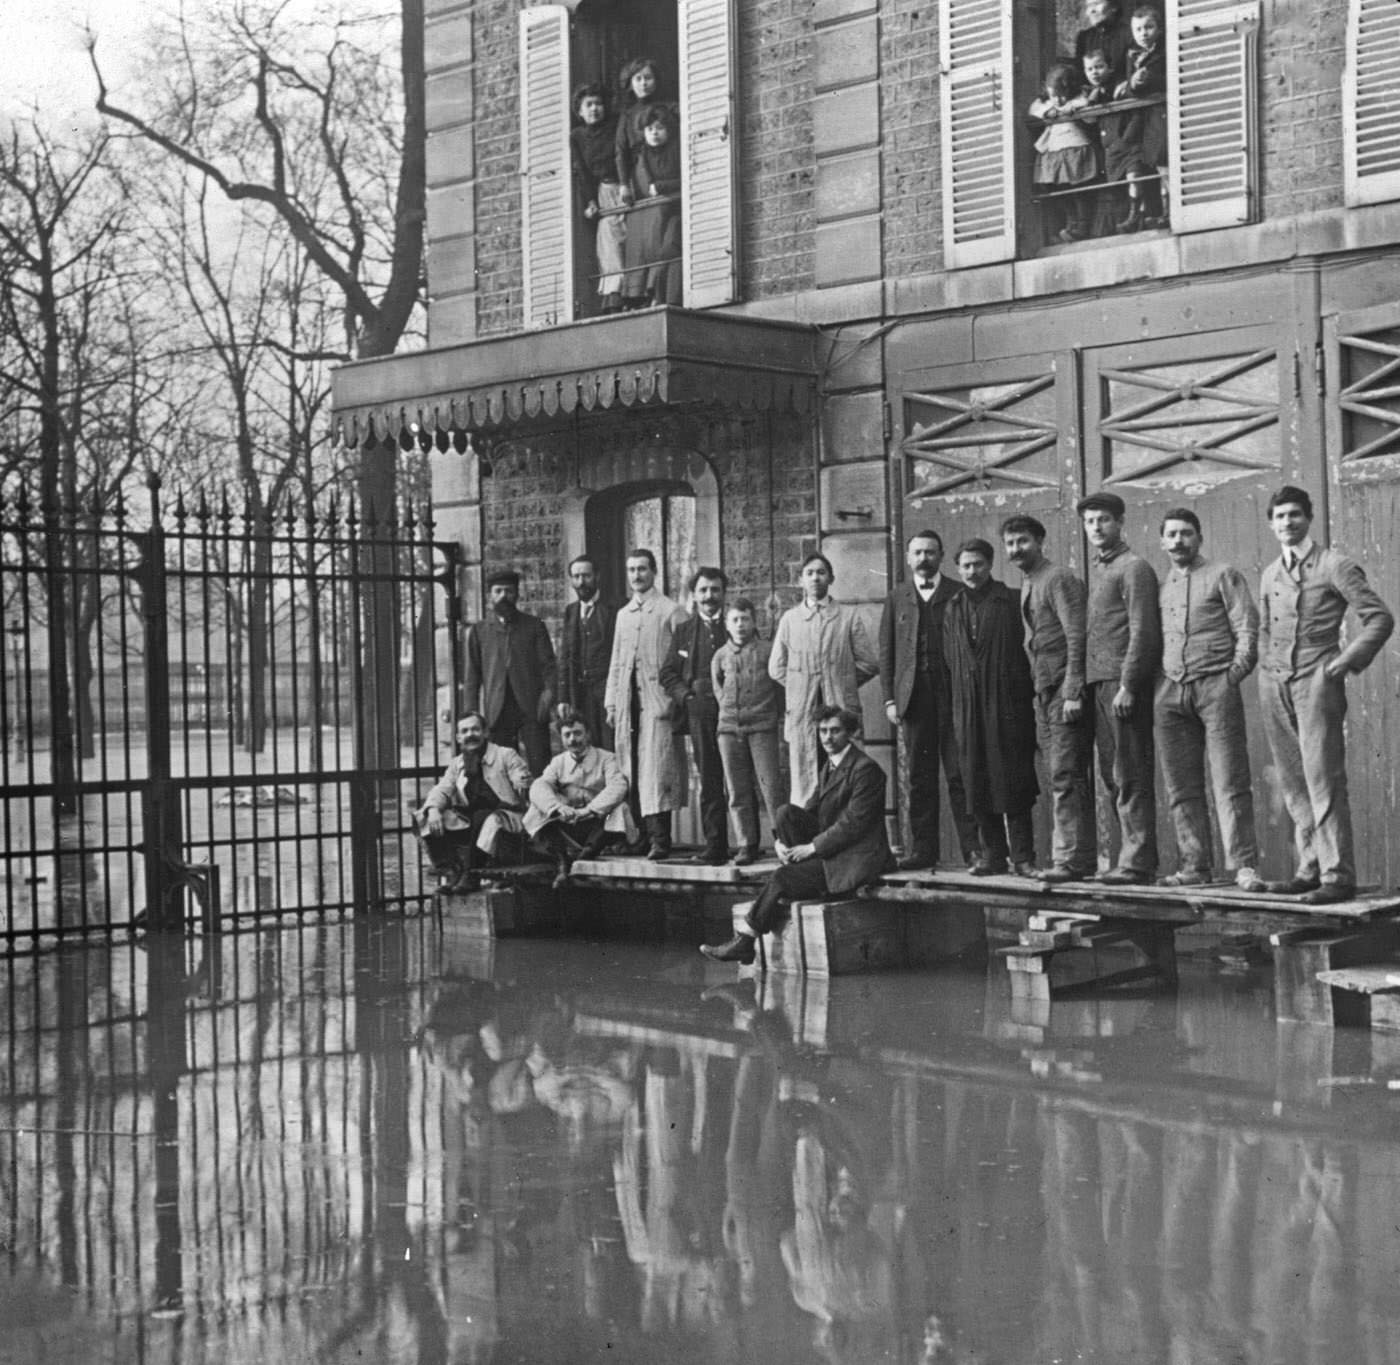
0, 477, 462, 949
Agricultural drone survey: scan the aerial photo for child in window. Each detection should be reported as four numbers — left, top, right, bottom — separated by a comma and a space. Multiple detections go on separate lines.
624, 103, 683, 306
711, 599, 784, 864
570, 83, 625, 313
1074, 0, 1133, 88
1112, 5, 1167, 230
613, 56, 670, 207
1030, 61, 1099, 245
1081, 48, 1125, 235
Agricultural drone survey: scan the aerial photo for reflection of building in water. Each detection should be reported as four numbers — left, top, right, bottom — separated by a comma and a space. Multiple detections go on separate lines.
8, 930, 1400, 1362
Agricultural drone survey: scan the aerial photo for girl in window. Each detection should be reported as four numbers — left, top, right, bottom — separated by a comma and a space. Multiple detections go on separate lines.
1029, 61, 1099, 245
1112, 6, 1167, 230
613, 56, 671, 206
571, 83, 626, 313
625, 104, 683, 307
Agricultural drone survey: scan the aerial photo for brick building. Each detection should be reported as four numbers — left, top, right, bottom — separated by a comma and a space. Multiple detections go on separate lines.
333, 0, 1400, 882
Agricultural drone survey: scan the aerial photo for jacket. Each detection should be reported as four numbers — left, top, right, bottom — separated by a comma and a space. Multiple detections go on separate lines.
1086, 543, 1161, 690
660, 609, 728, 726
1259, 545, 1394, 679
558, 598, 617, 705
712, 638, 783, 734
464, 610, 557, 724
804, 744, 895, 895
1021, 559, 1087, 699
420, 742, 532, 818
878, 576, 961, 717
1159, 555, 1258, 685
523, 744, 632, 837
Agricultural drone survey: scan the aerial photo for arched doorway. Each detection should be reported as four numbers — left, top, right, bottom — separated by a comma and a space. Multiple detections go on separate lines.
586, 480, 697, 604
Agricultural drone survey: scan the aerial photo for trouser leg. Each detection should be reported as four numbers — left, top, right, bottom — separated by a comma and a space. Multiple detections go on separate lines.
422, 829, 472, 873
626, 678, 644, 835
746, 858, 829, 937
1297, 668, 1353, 886
1258, 671, 1319, 878
1155, 678, 1211, 873
514, 710, 551, 776
1037, 688, 1095, 872
903, 675, 941, 860
1198, 673, 1259, 873
749, 731, 784, 845
1093, 680, 1158, 874
1006, 808, 1036, 865
689, 699, 728, 854
974, 811, 1009, 864
718, 731, 758, 850
774, 803, 820, 847
578, 682, 613, 751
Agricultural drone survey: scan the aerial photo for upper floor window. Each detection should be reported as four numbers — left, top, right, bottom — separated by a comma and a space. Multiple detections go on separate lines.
519, 0, 738, 328
1344, 0, 1400, 207
938, 0, 1262, 266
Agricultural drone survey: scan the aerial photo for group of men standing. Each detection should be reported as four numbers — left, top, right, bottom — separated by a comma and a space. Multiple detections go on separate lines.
880, 485, 1393, 906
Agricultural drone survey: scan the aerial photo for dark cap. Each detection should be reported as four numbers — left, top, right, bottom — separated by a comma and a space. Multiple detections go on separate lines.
1075, 491, 1126, 519
485, 568, 521, 588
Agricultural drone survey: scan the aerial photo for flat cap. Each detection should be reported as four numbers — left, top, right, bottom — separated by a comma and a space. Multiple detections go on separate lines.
1075, 491, 1126, 518
485, 568, 521, 588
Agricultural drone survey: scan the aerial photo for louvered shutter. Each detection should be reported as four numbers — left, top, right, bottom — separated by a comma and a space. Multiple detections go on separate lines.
937, 0, 1016, 269
679, 0, 738, 308
1167, 0, 1260, 233
1344, 0, 1400, 206
519, 5, 573, 327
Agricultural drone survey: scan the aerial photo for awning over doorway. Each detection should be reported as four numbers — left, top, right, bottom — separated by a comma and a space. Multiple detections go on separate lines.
331, 308, 819, 446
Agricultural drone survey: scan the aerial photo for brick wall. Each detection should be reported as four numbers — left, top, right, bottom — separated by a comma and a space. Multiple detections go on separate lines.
473, 0, 525, 337
477, 408, 816, 630
880, 0, 940, 277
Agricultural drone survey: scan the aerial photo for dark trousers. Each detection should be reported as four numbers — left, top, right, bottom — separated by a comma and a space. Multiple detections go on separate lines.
974, 807, 1035, 866
688, 696, 728, 855
421, 810, 491, 873
496, 691, 550, 776
532, 816, 617, 861
571, 680, 613, 751
745, 804, 829, 937
903, 672, 979, 863
1088, 679, 1158, 875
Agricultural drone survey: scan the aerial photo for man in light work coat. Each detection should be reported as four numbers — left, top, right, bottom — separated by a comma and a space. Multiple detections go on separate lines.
879, 529, 979, 871
463, 568, 557, 775
1079, 491, 1161, 885
605, 548, 690, 859
770, 552, 880, 807
1154, 508, 1264, 891
1256, 485, 1394, 904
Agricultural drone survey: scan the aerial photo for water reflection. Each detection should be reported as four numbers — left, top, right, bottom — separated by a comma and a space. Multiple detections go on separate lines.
2, 921, 1400, 1362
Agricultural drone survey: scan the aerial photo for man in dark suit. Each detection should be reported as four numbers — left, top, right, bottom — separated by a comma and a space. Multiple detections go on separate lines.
661, 566, 730, 864
878, 528, 979, 871
557, 555, 617, 749
700, 706, 893, 964
464, 568, 557, 775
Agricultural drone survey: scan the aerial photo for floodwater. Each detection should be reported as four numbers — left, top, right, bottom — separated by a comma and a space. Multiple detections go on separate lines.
2, 914, 1400, 1364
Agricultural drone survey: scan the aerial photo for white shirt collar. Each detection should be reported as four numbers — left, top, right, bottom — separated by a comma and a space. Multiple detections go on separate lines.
826, 744, 851, 769
1287, 537, 1315, 567
801, 596, 832, 618
627, 587, 658, 612
914, 579, 938, 601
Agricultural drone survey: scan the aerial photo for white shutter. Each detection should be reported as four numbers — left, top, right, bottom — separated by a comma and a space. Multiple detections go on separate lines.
1344, 0, 1400, 206
937, 0, 1016, 269
519, 5, 573, 328
1167, 0, 1260, 233
679, 0, 738, 309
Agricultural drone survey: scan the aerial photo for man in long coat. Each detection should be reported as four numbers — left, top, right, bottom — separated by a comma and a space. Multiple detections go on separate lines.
943, 539, 1040, 877
605, 548, 689, 859
463, 568, 556, 775
770, 553, 880, 806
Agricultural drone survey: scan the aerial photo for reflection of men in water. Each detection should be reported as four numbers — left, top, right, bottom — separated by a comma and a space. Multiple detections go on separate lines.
700, 706, 893, 964
525, 711, 634, 885
415, 712, 532, 892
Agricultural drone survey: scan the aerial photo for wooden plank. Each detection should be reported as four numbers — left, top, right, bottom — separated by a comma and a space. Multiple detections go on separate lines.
1316, 965, 1400, 994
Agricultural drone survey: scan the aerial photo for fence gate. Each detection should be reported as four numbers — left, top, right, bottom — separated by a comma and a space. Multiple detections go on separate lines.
0, 478, 460, 951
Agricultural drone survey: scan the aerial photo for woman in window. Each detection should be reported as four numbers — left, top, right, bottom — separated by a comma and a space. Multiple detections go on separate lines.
571, 83, 626, 313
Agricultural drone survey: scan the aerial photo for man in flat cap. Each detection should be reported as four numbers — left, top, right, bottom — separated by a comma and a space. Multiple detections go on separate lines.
464, 568, 557, 775
1078, 490, 1161, 884
1256, 485, 1393, 903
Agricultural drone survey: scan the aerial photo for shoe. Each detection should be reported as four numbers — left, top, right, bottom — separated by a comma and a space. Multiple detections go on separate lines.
1159, 870, 1211, 888
1266, 875, 1322, 895
1099, 867, 1150, 885
732, 846, 760, 866
688, 847, 729, 866
1235, 867, 1266, 893
897, 852, 937, 872
1057, 227, 1084, 244
1013, 861, 1044, 879
647, 842, 672, 861
1116, 204, 1142, 233
1041, 865, 1091, 883
969, 858, 1009, 877
699, 933, 757, 965
1301, 883, 1356, 906
551, 855, 572, 890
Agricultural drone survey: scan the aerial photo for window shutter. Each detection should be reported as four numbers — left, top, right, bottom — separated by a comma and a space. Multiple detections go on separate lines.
1344, 0, 1400, 206
519, 5, 573, 328
1167, 0, 1260, 233
937, 0, 1016, 269
679, 0, 738, 309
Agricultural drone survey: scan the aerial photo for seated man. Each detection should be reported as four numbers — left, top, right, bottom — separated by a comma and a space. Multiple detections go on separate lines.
525, 710, 635, 886
700, 705, 894, 964
415, 712, 532, 892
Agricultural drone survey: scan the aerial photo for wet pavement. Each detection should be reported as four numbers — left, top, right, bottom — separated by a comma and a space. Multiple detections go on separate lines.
2, 913, 1400, 1364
